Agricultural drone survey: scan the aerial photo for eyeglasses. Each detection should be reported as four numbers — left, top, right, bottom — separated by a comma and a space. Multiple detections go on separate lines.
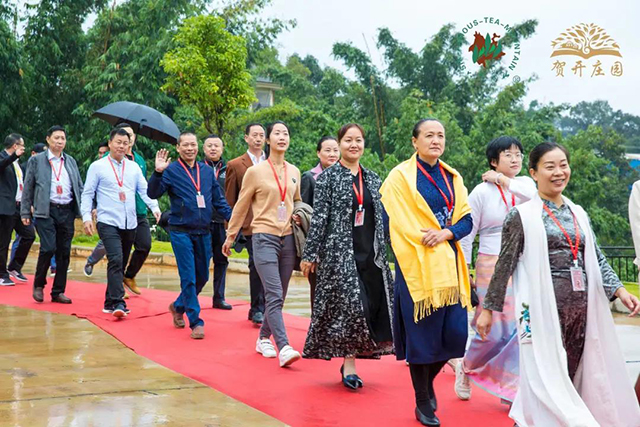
501, 152, 523, 160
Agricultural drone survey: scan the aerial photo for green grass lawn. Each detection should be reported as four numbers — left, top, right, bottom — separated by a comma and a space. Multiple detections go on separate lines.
623, 282, 639, 297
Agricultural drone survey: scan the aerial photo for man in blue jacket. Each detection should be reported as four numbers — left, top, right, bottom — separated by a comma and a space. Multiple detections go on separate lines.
148, 132, 232, 340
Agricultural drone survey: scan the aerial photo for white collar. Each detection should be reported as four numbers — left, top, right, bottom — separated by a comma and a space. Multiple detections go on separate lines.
47, 150, 64, 161
247, 150, 265, 165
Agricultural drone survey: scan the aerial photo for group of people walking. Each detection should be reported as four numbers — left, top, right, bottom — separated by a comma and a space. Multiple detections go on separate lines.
2, 117, 640, 426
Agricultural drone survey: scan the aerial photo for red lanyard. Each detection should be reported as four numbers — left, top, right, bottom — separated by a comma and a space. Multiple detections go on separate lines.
49, 157, 64, 182
267, 159, 287, 203
416, 161, 454, 214
214, 162, 222, 180
352, 165, 364, 208
543, 204, 581, 264
178, 159, 201, 193
108, 157, 126, 188
495, 184, 515, 210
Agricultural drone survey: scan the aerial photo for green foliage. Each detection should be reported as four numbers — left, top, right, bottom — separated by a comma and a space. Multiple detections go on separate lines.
161, 15, 255, 136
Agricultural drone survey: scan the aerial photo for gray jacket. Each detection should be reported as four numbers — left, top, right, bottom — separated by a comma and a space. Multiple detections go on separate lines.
21, 150, 84, 219
291, 201, 313, 258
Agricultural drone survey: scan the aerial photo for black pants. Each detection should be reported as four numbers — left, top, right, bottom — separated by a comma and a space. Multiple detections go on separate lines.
34, 204, 75, 296
245, 235, 265, 315
124, 215, 151, 279
0, 205, 36, 278
210, 222, 229, 301
97, 222, 136, 309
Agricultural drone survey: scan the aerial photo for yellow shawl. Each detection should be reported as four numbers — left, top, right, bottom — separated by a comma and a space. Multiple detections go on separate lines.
380, 153, 472, 322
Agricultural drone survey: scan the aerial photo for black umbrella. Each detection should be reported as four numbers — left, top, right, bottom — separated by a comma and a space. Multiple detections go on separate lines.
92, 101, 180, 144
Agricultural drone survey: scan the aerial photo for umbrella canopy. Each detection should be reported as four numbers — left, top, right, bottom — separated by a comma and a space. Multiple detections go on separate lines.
92, 101, 180, 144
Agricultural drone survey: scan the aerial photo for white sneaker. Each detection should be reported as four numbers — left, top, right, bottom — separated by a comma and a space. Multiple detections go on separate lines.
454, 361, 472, 400
278, 345, 301, 368
446, 358, 459, 372
255, 338, 276, 358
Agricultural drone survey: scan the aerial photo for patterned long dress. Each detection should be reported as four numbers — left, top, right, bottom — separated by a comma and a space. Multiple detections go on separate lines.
302, 163, 394, 360
484, 199, 622, 379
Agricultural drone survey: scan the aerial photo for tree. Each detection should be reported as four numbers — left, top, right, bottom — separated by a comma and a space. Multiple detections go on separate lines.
0, 0, 26, 135
161, 15, 255, 136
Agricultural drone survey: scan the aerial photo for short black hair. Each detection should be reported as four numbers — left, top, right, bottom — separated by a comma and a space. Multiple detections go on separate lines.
204, 134, 224, 146
47, 125, 66, 137
177, 132, 198, 145
412, 118, 443, 138
109, 127, 131, 141
529, 142, 570, 171
245, 123, 265, 135
266, 121, 290, 140
32, 142, 47, 153
316, 136, 337, 151
486, 136, 524, 170
4, 133, 23, 148
99, 140, 109, 149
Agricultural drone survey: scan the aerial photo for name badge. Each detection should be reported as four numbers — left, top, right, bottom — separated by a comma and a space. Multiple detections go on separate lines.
277, 203, 287, 222
570, 266, 585, 291
196, 193, 206, 209
56, 185, 63, 195
354, 208, 365, 227
119, 191, 126, 202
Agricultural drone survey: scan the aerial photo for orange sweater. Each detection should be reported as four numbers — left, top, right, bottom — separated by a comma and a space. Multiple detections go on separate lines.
226, 160, 301, 241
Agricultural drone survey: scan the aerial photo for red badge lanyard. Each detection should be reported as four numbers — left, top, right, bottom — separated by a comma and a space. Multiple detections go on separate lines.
178, 159, 201, 194
495, 184, 515, 210
108, 157, 126, 188
49, 157, 65, 183
352, 165, 364, 209
416, 161, 454, 215
214, 163, 222, 180
267, 159, 287, 203
542, 204, 581, 266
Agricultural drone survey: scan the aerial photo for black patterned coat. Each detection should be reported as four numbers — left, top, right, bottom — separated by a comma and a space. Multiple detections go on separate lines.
301, 163, 394, 360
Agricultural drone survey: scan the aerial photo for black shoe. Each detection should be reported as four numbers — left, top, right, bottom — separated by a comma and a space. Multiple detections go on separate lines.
51, 294, 72, 304
33, 287, 44, 302
213, 300, 233, 310
8, 270, 27, 282
430, 396, 437, 412
251, 311, 264, 324
415, 407, 440, 426
340, 365, 361, 390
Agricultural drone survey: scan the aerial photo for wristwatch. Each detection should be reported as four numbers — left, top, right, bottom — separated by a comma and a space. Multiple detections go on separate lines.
496, 173, 504, 185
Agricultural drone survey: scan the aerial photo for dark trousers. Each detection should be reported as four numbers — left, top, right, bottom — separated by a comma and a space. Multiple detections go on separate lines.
245, 235, 265, 315
171, 231, 211, 329
0, 206, 36, 278
125, 215, 151, 279
34, 204, 75, 296
210, 222, 229, 301
97, 222, 136, 309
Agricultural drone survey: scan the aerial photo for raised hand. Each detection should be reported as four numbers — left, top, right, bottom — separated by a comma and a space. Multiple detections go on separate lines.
155, 149, 171, 173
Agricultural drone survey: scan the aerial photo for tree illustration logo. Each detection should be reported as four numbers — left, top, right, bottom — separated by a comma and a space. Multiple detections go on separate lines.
550, 23, 621, 59
469, 32, 506, 67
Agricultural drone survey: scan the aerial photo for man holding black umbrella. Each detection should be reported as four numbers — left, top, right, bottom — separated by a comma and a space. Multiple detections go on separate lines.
148, 132, 232, 339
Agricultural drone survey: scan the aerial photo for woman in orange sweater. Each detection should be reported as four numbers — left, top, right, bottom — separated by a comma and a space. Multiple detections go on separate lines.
222, 121, 303, 368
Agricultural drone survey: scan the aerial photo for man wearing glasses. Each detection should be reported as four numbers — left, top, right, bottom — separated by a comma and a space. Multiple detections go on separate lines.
0, 133, 35, 286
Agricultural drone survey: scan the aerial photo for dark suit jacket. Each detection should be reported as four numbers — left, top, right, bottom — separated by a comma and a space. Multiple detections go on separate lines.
225, 152, 254, 235
0, 150, 19, 216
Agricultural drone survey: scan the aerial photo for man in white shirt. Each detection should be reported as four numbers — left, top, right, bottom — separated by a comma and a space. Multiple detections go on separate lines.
21, 126, 84, 304
81, 127, 160, 318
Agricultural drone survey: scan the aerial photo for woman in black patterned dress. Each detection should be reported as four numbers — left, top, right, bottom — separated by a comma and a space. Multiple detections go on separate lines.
300, 123, 394, 390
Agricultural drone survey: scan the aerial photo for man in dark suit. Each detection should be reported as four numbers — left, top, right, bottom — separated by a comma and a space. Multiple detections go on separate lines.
0, 134, 35, 286
21, 126, 84, 303
204, 134, 231, 310
225, 123, 266, 324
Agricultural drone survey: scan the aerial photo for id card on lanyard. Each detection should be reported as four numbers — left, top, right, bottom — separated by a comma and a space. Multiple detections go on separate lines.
268, 159, 288, 222
108, 157, 127, 202
50, 157, 65, 195
416, 161, 454, 227
351, 165, 365, 227
543, 204, 585, 291
178, 159, 205, 209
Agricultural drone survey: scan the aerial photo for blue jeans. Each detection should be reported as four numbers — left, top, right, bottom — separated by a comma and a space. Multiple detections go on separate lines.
170, 231, 212, 329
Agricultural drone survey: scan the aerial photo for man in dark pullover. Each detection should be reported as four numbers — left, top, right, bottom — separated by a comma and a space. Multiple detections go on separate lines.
148, 132, 232, 340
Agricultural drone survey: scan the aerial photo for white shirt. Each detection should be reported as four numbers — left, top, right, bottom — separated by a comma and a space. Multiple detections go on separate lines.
247, 150, 266, 165
13, 161, 23, 202
47, 150, 73, 204
460, 176, 537, 263
81, 156, 160, 230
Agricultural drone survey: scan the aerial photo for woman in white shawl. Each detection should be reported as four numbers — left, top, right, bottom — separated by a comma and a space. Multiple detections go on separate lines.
477, 142, 640, 427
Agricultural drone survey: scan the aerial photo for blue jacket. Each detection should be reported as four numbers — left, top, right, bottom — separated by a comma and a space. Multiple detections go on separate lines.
148, 160, 232, 234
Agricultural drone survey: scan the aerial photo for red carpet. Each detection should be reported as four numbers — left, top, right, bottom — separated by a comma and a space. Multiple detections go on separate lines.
1, 278, 512, 426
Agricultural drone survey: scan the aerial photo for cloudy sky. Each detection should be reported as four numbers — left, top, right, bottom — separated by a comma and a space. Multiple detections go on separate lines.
263, 0, 640, 115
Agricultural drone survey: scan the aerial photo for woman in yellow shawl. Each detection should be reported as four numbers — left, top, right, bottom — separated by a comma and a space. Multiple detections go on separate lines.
381, 119, 473, 427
